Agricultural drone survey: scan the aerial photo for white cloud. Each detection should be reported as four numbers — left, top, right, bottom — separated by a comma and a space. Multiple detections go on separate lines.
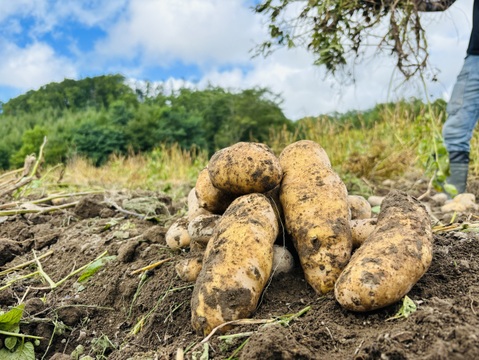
95, 0, 261, 67
0, 0, 475, 121
0, 40, 77, 90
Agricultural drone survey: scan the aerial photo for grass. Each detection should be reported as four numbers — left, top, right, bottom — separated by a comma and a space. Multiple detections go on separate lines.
3, 99, 478, 198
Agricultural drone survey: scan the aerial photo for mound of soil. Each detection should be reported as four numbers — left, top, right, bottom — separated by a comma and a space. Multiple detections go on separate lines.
1, 188, 478, 360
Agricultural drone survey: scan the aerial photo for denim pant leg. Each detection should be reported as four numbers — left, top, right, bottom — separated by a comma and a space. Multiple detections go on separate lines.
442, 55, 479, 153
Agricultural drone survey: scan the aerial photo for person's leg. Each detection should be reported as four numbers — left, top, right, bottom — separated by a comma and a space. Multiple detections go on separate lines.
442, 55, 479, 194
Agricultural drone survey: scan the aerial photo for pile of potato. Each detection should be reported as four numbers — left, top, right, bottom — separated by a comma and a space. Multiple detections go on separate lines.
165, 140, 433, 336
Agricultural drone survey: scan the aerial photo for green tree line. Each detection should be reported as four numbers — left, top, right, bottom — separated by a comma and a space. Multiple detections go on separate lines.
0, 74, 293, 169
0, 74, 446, 171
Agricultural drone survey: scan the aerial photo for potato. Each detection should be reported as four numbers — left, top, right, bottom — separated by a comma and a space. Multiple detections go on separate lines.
334, 190, 433, 312
350, 218, 377, 249
208, 142, 283, 195
165, 216, 190, 250
195, 168, 236, 214
271, 245, 294, 276
191, 193, 279, 335
348, 195, 372, 220
187, 214, 221, 252
187, 188, 211, 220
175, 256, 203, 282
279, 140, 352, 294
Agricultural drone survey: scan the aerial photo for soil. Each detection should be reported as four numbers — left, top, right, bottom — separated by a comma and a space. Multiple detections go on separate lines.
1, 182, 479, 360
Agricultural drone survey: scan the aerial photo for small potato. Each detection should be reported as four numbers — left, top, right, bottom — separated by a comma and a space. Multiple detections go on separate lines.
335, 190, 433, 312
208, 142, 283, 195
195, 168, 236, 214
165, 216, 190, 250
348, 195, 372, 220
187, 188, 211, 220
350, 218, 377, 249
175, 256, 203, 282
191, 193, 279, 335
271, 245, 294, 276
188, 214, 221, 248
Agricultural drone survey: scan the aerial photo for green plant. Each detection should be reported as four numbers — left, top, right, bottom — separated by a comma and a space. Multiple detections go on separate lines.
387, 295, 417, 321
0, 304, 42, 360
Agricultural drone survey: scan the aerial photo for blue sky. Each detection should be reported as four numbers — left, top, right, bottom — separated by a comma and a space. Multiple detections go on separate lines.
0, 0, 474, 120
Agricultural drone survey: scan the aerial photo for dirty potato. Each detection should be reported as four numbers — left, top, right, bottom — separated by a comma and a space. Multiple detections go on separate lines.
334, 190, 433, 312
348, 195, 372, 220
165, 216, 190, 250
175, 255, 204, 282
279, 140, 352, 294
195, 168, 236, 214
350, 218, 377, 249
208, 142, 282, 195
191, 193, 279, 335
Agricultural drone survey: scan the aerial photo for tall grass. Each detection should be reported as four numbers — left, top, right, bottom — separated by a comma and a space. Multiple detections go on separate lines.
269, 100, 447, 194
60, 144, 209, 198
36, 99, 478, 197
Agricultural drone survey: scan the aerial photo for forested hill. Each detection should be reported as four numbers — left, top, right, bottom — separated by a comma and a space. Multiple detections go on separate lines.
0, 74, 293, 169
0, 74, 446, 171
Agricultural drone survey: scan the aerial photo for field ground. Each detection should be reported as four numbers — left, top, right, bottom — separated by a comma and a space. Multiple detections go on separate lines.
1, 175, 479, 360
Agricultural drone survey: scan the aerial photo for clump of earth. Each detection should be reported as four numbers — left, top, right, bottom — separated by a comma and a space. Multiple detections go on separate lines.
0, 180, 478, 360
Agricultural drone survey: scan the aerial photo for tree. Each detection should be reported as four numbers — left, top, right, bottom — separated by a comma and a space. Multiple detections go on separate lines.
72, 116, 128, 166
253, 0, 455, 79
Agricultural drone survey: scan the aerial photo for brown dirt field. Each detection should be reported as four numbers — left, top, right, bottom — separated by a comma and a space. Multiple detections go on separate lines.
1, 183, 479, 360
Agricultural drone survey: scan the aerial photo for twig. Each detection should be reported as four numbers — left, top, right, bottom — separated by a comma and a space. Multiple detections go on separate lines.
0, 167, 24, 181
33, 250, 56, 288
0, 190, 103, 210
0, 201, 79, 216
0, 251, 53, 275
0, 137, 48, 198
104, 197, 148, 219
354, 340, 365, 356
0, 329, 43, 340
0, 271, 40, 291
417, 175, 434, 201
131, 257, 174, 275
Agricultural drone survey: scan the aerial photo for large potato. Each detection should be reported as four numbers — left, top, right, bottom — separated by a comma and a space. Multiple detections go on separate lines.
195, 168, 236, 214
208, 142, 282, 195
279, 140, 352, 294
334, 190, 433, 312
191, 193, 279, 335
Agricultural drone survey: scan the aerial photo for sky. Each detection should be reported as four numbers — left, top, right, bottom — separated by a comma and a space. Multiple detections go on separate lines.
0, 0, 474, 120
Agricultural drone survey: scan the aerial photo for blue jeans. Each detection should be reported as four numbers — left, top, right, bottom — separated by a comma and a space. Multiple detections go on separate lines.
442, 54, 479, 154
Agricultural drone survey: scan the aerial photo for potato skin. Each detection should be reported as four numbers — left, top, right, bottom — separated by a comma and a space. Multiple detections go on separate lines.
348, 195, 372, 220
208, 142, 283, 195
187, 188, 211, 220
334, 190, 433, 312
195, 168, 236, 214
191, 193, 279, 335
165, 216, 190, 250
175, 256, 203, 282
350, 218, 377, 249
279, 140, 352, 294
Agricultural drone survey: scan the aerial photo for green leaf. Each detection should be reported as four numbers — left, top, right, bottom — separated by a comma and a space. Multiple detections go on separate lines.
444, 183, 458, 197
77, 256, 116, 283
0, 304, 25, 332
0, 341, 35, 360
387, 295, 417, 321
371, 205, 380, 214
5, 336, 18, 350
